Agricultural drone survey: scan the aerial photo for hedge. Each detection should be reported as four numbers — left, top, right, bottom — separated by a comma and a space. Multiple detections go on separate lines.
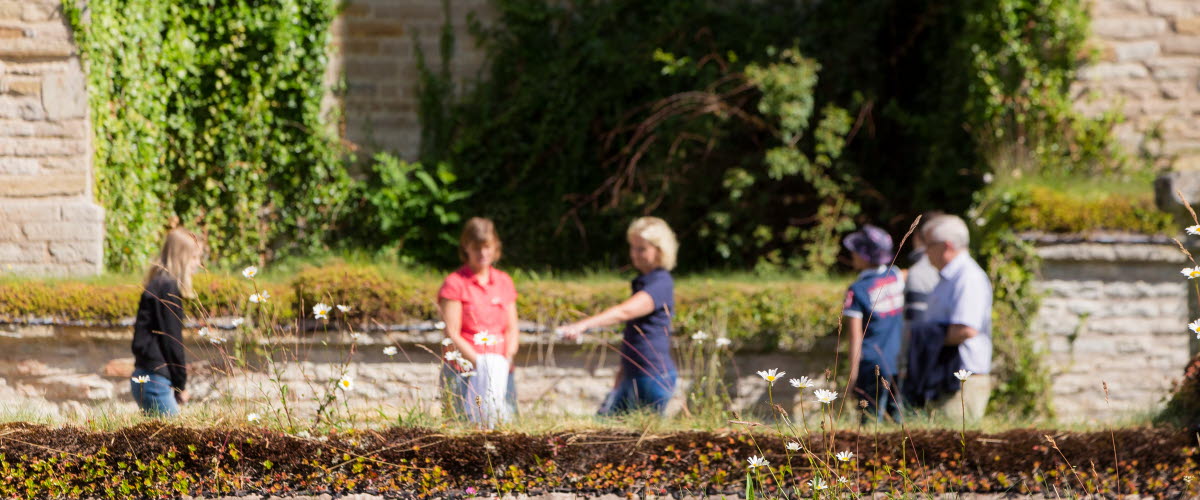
0, 264, 842, 350
1008, 186, 1173, 235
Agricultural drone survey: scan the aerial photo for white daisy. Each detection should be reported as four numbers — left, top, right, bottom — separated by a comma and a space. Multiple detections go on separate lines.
242, 266, 258, 279
247, 413, 261, 423
383, 346, 398, 356
757, 368, 785, 385
473, 331, 498, 346
715, 337, 732, 348
132, 375, 150, 384
231, 317, 245, 327
313, 303, 332, 320
1182, 267, 1200, 279
808, 477, 828, 491
434, 321, 446, 330
746, 456, 769, 469
440, 337, 454, 347
691, 331, 709, 342
814, 389, 838, 404
336, 305, 351, 313
197, 327, 210, 337
954, 369, 973, 381
1189, 319, 1200, 334
790, 376, 815, 389
786, 442, 801, 452
337, 376, 354, 391
445, 351, 463, 362
1187, 225, 1200, 236
836, 450, 855, 462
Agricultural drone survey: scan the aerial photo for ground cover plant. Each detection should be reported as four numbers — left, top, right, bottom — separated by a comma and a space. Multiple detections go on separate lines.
0, 423, 1195, 498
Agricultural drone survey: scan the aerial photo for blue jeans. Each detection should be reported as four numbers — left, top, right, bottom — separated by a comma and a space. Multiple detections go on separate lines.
130, 368, 179, 417
598, 370, 677, 416
854, 367, 902, 424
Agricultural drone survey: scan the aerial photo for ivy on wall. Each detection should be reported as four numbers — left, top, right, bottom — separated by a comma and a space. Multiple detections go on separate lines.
64, 0, 349, 271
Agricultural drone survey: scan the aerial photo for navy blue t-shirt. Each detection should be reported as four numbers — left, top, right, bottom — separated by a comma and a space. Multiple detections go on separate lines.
622, 268, 676, 378
842, 266, 905, 376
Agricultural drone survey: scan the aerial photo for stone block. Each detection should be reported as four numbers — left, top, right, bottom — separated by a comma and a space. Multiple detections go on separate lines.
41, 66, 85, 120
37, 374, 114, 401
3, 77, 41, 96
0, 95, 44, 120
0, 241, 46, 263
101, 358, 135, 379
1178, 17, 1200, 34
0, 1, 20, 20
1161, 80, 1194, 99
0, 37, 73, 58
21, 221, 102, 242
0, 222, 22, 240
0, 174, 86, 197
1112, 40, 1161, 61
345, 20, 405, 37
1077, 62, 1150, 80
61, 202, 102, 223
0, 200, 60, 222
1146, 56, 1200, 79
1092, 16, 1169, 39
49, 240, 95, 263
1149, 0, 1200, 18
0, 137, 86, 156
1091, 0, 1148, 15
1162, 35, 1200, 54
0, 157, 39, 174
21, 2, 54, 22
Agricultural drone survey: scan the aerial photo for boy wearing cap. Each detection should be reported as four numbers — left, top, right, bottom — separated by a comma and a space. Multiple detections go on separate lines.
841, 225, 905, 423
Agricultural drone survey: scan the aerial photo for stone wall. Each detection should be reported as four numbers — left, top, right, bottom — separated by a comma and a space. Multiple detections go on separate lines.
0, 0, 103, 275
329, 0, 493, 159
1078, 0, 1200, 168
1030, 237, 1192, 419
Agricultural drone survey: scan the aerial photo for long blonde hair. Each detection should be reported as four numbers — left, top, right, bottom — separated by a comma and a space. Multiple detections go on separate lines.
144, 227, 204, 299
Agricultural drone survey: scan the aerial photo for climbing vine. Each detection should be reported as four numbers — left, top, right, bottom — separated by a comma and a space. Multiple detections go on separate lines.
64, 0, 349, 271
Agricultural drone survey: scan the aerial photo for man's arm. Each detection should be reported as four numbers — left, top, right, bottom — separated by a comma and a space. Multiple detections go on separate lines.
944, 324, 978, 345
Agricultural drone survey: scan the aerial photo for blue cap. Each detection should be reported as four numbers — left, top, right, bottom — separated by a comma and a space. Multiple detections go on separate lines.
842, 225, 894, 266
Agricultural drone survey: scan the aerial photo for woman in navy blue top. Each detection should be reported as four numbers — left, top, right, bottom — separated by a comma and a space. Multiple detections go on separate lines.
559, 217, 679, 415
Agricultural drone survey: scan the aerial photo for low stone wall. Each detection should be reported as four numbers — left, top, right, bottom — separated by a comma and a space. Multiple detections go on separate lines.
1030, 236, 1193, 419
0, 325, 839, 422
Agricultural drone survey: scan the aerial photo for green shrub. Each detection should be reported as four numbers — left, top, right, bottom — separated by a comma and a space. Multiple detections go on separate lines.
0, 264, 841, 350
1008, 186, 1173, 234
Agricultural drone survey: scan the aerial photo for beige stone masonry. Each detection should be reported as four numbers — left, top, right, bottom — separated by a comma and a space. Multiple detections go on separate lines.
329, 0, 493, 159
1081, 0, 1200, 168
0, 0, 103, 276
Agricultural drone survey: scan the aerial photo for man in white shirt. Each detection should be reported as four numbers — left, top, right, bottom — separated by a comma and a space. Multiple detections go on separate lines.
921, 214, 994, 420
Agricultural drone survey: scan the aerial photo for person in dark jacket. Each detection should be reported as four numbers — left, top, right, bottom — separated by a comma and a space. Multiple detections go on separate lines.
130, 227, 203, 417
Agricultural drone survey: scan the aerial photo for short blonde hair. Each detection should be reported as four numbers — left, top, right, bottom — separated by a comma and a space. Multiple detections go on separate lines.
627, 217, 678, 271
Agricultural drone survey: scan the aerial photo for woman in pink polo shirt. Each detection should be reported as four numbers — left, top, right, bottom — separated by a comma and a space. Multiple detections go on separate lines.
438, 217, 519, 427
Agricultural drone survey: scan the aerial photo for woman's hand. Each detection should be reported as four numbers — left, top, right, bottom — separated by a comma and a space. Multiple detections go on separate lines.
175, 389, 189, 404
557, 322, 587, 341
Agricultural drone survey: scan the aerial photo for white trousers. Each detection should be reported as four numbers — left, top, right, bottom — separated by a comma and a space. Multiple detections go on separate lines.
465, 354, 511, 428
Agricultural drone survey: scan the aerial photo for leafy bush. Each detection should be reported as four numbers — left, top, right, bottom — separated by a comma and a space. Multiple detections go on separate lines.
65, 0, 349, 271
338, 153, 470, 266
422, 0, 1113, 272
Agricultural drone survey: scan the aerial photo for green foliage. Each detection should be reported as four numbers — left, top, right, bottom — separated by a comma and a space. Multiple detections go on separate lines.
971, 188, 1054, 417
64, 0, 350, 271
340, 154, 470, 265
421, 0, 1115, 272
1007, 186, 1172, 234
0, 264, 840, 349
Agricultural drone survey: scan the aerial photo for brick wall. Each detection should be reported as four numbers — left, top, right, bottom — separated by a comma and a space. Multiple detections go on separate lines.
329, 0, 493, 160
0, 0, 104, 276
1077, 0, 1200, 168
